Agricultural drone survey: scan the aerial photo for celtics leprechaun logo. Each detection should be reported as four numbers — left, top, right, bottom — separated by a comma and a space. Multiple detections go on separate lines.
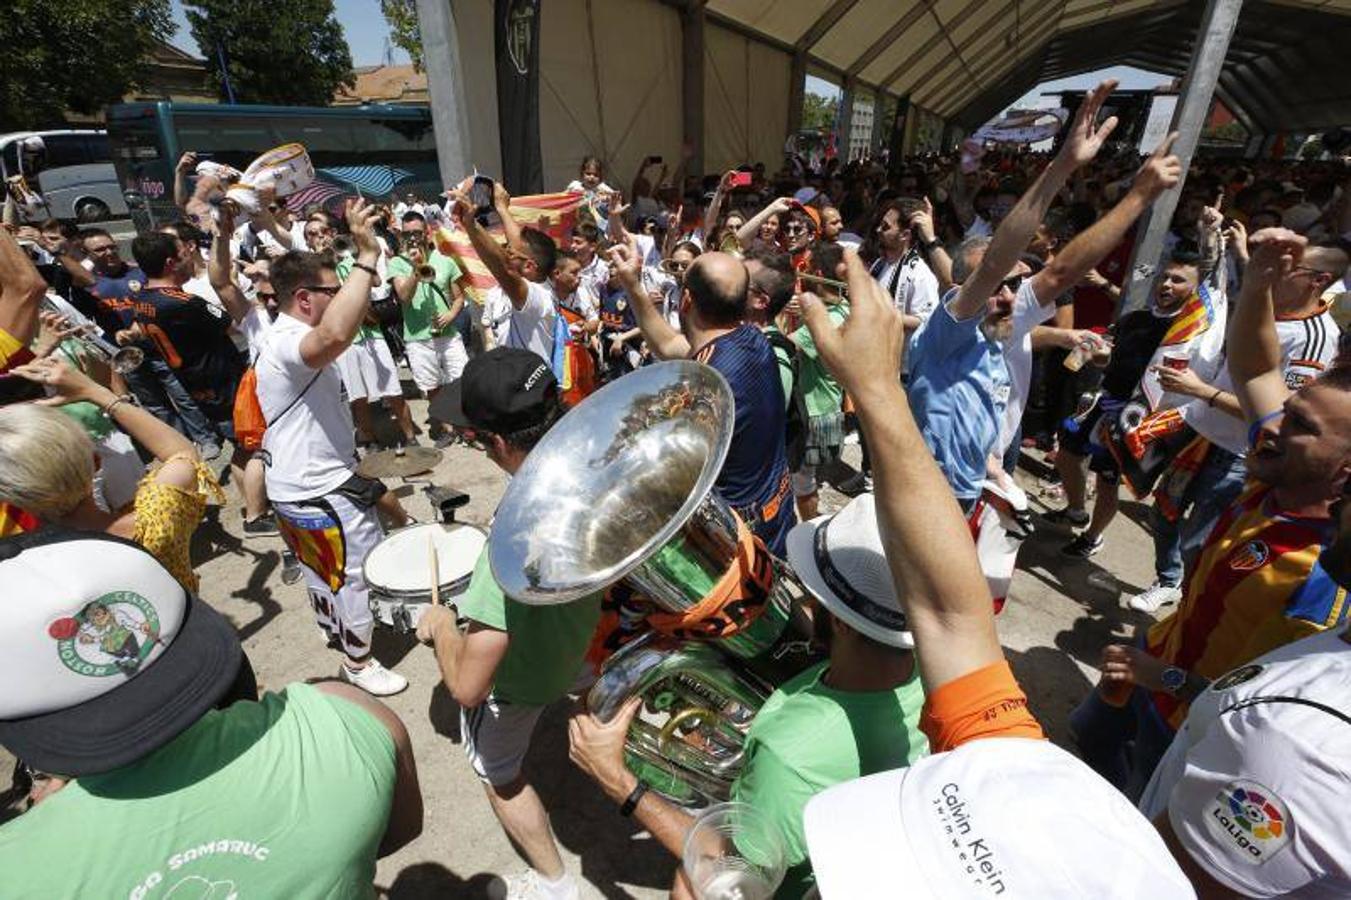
48, 591, 161, 677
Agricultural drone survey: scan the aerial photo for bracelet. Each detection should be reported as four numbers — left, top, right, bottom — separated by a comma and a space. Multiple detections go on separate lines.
619, 779, 649, 817
351, 262, 379, 277
1207, 389, 1222, 407
921, 238, 942, 252
100, 394, 134, 419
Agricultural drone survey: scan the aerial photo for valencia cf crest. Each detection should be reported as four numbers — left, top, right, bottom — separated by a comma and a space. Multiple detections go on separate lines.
1229, 540, 1270, 572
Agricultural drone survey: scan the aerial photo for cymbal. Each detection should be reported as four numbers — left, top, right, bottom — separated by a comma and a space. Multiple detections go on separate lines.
357, 446, 443, 479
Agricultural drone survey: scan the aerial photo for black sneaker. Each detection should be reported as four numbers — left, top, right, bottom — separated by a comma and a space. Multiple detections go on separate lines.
1043, 506, 1090, 528
242, 512, 280, 538
1060, 533, 1104, 558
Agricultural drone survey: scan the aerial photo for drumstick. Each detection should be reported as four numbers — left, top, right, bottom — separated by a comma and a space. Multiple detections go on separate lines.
428, 534, 441, 607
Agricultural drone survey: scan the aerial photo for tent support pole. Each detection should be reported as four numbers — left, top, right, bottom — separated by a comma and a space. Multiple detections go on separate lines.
416, 0, 472, 188
1118, 0, 1245, 316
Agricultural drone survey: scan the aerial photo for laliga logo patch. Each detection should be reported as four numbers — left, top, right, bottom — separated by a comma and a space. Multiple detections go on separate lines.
1230, 540, 1270, 572
128, 279, 143, 293
1205, 781, 1290, 865
48, 591, 162, 677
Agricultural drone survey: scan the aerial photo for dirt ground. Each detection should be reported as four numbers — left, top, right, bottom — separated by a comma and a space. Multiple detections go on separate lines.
3, 394, 1170, 898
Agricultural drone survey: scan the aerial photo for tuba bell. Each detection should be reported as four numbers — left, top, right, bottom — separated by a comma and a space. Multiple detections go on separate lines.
489, 361, 817, 807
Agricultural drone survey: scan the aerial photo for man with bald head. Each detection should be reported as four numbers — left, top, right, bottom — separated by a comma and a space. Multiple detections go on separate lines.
609, 244, 794, 554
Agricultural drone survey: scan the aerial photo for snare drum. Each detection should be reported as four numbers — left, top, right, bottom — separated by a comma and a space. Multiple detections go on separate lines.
364, 523, 486, 632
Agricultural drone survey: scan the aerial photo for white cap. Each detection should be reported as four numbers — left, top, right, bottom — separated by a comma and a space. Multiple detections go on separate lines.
785, 494, 913, 648
804, 738, 1197, 899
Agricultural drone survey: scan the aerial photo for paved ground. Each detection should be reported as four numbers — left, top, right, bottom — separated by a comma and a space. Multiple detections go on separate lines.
2, 393, 1170, 898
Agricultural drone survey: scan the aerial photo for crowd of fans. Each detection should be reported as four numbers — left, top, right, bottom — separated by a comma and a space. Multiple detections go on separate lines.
0, 78, 1349, 898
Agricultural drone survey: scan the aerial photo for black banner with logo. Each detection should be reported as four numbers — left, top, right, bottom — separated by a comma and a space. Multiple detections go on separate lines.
495, 0, 543, 193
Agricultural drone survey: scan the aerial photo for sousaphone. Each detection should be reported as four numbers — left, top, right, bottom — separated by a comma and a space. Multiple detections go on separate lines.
489, 361, 811, 807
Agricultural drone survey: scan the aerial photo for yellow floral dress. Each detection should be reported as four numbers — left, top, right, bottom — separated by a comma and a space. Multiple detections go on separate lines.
130, 452, 224, 593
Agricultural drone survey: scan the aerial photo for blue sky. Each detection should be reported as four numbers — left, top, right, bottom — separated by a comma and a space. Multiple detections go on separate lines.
168, 0, 410, 66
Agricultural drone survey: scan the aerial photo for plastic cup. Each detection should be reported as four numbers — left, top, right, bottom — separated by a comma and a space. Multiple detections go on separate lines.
682, 802, 786, 900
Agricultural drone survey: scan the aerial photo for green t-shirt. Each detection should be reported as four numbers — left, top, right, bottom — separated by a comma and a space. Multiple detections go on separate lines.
334, 256, 381, 344
792, 301, 849, 418
763, 325, 795, 414
388, 251, 462, 342
0, 682, 397, 899
730, 660, 928, 899
457, 546, 602, 706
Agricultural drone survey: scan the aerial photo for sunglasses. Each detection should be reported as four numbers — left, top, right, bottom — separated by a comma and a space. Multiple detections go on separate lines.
267, 204, 281, 213
998, 275, 1024, 294
784, 223, 810, 235
301, 284, 341, 296
452, 426, 490, 451
256, 291, 277, 302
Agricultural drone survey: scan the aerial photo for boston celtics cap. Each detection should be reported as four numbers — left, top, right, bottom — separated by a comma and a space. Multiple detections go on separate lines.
0, 530, 242, 776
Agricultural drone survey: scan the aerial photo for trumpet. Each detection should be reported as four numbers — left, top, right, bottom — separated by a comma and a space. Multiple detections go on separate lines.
331, 234, 353, 255
416, 264, 437, 283
796, 271, 848, 297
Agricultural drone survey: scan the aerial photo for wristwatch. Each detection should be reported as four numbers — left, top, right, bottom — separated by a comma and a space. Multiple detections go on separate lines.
1160, 666, 1188, 696
921, 238, 942, 252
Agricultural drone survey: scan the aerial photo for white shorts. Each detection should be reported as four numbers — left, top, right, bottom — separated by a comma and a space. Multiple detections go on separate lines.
273, 490, 384, 658
406, 335, 467, 393
337, 338, 402, 401
461, 665, 595, 786
461, 694, 545, 786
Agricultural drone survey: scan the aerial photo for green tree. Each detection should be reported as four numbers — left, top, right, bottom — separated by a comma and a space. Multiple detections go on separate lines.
801, 92, 838, 132
379, 0, 423, 70
0, 0, 175, 130
185, 0, 355, 105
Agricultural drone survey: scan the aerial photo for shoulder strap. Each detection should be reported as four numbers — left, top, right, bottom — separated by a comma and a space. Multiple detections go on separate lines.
265, 367, 323, 429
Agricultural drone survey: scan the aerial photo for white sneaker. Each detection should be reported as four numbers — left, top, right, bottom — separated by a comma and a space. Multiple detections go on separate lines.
504, 869, 580, 900
340, 658, 408, 696
1126, 581, 1182, 614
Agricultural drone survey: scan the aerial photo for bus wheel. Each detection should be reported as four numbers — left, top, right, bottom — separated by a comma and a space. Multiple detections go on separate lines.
75, 199, 110, 223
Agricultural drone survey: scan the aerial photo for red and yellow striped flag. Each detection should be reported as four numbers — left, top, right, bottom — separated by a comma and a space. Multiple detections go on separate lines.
276, 509, 347, 592
434, 191, 584, 304
0, 501, 39, 538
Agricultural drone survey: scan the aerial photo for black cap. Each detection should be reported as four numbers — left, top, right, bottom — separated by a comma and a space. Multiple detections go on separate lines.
429, 347, 559, 435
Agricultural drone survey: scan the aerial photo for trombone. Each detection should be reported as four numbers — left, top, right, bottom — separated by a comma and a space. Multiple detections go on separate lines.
40, 299, 144, 374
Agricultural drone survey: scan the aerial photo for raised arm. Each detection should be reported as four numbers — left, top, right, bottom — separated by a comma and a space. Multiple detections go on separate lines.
951, 80, 1119, 321
206, 204, 254, 325
0, 223, 48, 351
173, 152, 198, 212
736, 196, 792, 247
1226, 228, 1304, 424
1030, 133, 1180, 305
606, 237, 690, 359
492, 182, 526, 256
251, 189, 295, 251
447, 188, 529, 308
297, 199, 381, 369
909, 196, 954, 293
801, 249, 1001, 692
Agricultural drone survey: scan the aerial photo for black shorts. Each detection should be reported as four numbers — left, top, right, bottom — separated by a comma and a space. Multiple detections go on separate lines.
1058, 404, 1120, 485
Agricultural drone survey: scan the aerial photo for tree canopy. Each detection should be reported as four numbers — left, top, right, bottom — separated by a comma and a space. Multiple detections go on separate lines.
380, 0, 423, 71
185, 0, 355, 106
0, 0, 175, 130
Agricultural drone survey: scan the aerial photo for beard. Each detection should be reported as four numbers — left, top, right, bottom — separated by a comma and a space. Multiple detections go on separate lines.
980, 315, 1014, 343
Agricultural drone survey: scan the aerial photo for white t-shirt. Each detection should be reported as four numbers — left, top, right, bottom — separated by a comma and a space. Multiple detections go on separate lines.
1139, 625, 1351, 898
1181, 307, 1341, 454
481, 286, 513, 348
502, 280, 557, 364
254, 314, 356, 502
871, 252, 940, 323
964, 215, 993, 239
997, 278, 1055, 455
236, 306, 272, 361
577, 253, 610, 304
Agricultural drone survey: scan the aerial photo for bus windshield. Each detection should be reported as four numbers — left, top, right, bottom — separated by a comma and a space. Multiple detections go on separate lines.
107, 103, 440, 231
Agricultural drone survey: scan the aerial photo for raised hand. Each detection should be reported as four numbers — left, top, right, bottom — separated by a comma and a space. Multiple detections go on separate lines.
175, 151, 199, 174
799, 248, 906, 401
344, 197, 382, 258
1056, 79, 1120, 170
908, 196, 936, 243
1246, 226, 1306, 285
1131, 132, 1182, 200
605, 236, 643, 289
8, 357, 103, 406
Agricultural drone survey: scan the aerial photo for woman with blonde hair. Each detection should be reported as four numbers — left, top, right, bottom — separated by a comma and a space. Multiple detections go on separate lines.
0, 356, 222, 592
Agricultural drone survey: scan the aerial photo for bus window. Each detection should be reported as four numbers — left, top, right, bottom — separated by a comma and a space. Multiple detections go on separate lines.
84, 133, 112, 162
42, 134, 90, 169
1, 141, 17, 179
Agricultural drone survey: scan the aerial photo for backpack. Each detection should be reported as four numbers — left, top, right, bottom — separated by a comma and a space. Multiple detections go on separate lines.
763, 328, 808, 471
232, 366, 266, 452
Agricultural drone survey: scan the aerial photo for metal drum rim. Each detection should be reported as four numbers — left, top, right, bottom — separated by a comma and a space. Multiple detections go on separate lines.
489, 360, 735, 604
